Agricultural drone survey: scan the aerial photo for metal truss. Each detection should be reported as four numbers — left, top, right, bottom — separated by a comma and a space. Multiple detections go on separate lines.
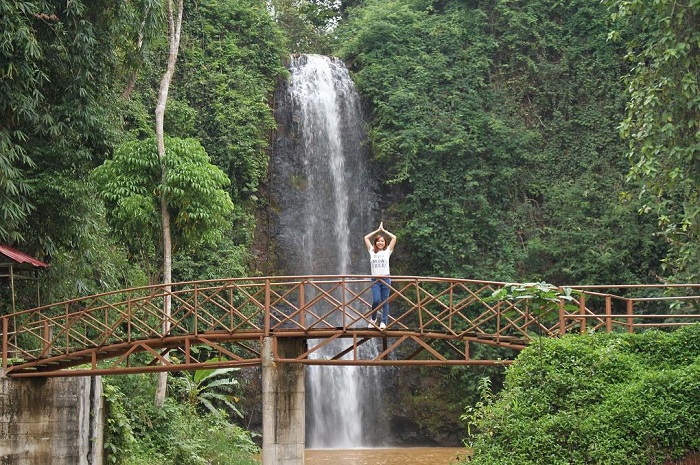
2, 277, 699, 377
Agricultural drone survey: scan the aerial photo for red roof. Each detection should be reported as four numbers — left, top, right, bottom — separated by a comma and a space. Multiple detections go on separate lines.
0, 245, 49, 268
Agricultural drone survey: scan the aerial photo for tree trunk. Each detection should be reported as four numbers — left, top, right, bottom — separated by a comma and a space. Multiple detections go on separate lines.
120, 3, 152, 100
154, 0, 184, 409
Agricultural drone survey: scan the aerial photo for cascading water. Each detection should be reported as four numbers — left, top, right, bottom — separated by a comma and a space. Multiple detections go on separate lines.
272, 54, 385, 448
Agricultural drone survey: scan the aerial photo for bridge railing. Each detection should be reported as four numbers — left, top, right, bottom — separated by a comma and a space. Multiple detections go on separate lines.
2, 277, 700, 371
559, 284, 700, 334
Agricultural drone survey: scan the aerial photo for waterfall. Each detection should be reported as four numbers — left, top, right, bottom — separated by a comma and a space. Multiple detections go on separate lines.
272, 54, 384, 448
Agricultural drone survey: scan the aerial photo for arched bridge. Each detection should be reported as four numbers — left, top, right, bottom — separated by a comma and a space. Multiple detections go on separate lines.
2, 276, 699, 378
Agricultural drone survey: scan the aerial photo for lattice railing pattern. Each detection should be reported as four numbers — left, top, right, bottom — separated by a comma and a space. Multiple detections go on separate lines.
2, 277, 699, 376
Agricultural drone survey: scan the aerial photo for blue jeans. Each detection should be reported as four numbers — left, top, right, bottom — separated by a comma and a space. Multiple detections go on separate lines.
371, 278, 391, 324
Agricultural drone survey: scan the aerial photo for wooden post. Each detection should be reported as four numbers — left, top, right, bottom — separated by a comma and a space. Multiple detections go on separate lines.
264, 279, 271, 337
10, 265, 16, 314
627, 299, 634, 333
495, 301, 501, 343
194, 283, 199, 336
299, 282, 305, 328
416, 279, 423, 334
2, 316, 7, 370
341, 277, 347, 330
559, 300, 566, 335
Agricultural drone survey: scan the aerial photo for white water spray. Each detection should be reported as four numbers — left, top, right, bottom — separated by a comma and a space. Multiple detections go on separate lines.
273, 54, 384, 448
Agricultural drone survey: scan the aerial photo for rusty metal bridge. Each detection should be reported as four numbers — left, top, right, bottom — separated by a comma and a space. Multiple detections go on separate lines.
2, 276, 699, 378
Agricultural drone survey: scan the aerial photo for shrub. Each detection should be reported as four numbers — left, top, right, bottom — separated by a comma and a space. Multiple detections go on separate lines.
464, 324, 700, 465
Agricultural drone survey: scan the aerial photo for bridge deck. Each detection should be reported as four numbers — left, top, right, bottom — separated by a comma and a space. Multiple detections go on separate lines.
2, 276, 699, 377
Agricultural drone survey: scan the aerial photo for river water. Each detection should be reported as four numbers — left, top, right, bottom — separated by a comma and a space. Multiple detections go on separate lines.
305, 447, 468, 465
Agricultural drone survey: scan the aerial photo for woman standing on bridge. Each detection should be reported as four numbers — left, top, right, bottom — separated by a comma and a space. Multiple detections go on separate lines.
364, 222, 397, 331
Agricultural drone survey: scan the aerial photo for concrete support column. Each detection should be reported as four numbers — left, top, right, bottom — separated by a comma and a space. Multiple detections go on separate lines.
262, 337, 306, 465
0, 374, 104, 465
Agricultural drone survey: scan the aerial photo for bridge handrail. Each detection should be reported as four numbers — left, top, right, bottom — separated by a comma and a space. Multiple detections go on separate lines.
3, 276, 700, 374
4, 276, 698, 318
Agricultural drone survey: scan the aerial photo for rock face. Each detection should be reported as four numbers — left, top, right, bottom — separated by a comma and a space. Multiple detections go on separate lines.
263, 54, 466, 448
270, 54, 378, 277
0, 375, 104, 465
386, 367, 467, 447
271, 54, 389, 448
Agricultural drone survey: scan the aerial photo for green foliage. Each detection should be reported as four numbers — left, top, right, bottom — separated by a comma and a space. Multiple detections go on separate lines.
104, 374, 259, 465
336, 0, 666, 284
170, 359, 244, 419
173, 229, 251, 282
92, 136, 234, 282
268, 0, 335, 53
483, 0, 664, 283
176, 0, 287, 202
337, 0, 515, 278
605, 0, 700, 282
461, 376, 496, 442
39, 218, 148, 301
2, 2, 280, 459
464, 325, 700, 465
103, 382, 138, 464
491, 282, 578, 323
113, 0, 163, 93
2, 0, 285, 312
0, 0, 128, 246
0, 0, 289, 299
0, 0, 165, 308
491, 281, 579, 361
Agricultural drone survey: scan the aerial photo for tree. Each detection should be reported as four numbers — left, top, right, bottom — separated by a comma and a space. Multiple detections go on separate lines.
491, 282, 578, 359
336, 0, 666, 285
0, 1, 43, 243
268, 0, 334, 53
92, 136, 234, 408
153, 0, 184, 408
0, 0, 128, 248
92, 137, 234, 283
606, 0, 700, 282
118, 0, 161, 100
0, 0, 163, 312
176, 0, 287, 201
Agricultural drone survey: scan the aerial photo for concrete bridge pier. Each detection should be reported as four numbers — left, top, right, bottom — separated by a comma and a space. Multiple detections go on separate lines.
262, 337, 306, 465
0, 373, 104, 465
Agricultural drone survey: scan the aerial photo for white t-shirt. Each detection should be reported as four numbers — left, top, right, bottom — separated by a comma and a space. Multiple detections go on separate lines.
369, 248, 392, 276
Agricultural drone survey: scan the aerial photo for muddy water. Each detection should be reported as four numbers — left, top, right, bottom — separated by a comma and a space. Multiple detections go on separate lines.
305, 447, 468, 465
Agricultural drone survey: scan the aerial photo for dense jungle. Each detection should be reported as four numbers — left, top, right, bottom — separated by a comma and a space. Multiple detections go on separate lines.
1, 0, 698, 464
